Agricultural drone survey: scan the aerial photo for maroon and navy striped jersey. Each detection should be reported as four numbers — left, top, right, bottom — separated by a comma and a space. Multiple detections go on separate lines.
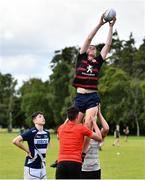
73, 52, 104, 90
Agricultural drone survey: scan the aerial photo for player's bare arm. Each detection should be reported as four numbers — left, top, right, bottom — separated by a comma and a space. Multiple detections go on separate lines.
97, 105, 109, 138
12, 135, 32, 158
90, 117, 102, 142
80, 14, 107, 54
101, 16, 116, 59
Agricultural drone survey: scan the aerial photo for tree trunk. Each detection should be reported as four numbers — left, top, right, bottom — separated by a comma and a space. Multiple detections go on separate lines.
8, 111, 12, 133
134, 83, 140, 136
8, 93, 13, 133
135, 118, 140, 136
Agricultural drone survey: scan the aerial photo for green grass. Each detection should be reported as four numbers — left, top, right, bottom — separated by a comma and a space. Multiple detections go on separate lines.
0, 132, 145, 179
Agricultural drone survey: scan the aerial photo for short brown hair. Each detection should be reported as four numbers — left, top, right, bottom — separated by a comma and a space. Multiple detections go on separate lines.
67, 106, 79, 121
31, 111, 44, 120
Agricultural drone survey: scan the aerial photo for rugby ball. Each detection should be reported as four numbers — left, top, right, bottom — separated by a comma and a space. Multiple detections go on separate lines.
104, 9, 116, 22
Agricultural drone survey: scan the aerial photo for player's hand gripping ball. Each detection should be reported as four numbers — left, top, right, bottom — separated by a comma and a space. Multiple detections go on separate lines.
104, 9, 116, 22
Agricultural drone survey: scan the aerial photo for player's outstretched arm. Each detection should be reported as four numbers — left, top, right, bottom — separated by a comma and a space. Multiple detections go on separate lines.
80, 14, 107, 54
101, 17, 116, 59
12, 135, 32, 158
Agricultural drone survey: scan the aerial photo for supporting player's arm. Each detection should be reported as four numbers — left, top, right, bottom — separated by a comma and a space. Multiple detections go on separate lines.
97, 105, 109, 138
90, 117, 102, 142
83, 118, 102, 153
101, 17, 116, 59
80, 14, 107, 54
12, 135, 32, 158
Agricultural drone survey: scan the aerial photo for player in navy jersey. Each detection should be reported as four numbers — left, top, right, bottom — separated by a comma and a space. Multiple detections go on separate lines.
73, 13, 116, 130
12, 111, 50, 180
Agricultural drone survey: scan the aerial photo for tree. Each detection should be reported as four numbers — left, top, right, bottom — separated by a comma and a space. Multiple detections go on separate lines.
0, 73, 17, 131
111, 32, 137, 75
133, 38, 145, 79
99, 66, 130, 131
19, 78, 55, 128
49, 47, 78, 125
12, 96, 25, 128
127, 79, 145, 136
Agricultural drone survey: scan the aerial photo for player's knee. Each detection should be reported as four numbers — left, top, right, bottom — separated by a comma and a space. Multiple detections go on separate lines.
12, 138, 17, 145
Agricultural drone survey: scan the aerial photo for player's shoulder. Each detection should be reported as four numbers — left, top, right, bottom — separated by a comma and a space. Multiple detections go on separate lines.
30, 127, 38, 133
96, 53, 104, 60
75, 124, 92, 136
78, 52, 87, 59
76, 123, 86, 130
21, 127, 37, 140
23, 127, 38, 136
57, 123, 67, 133
59, 123, 66, 128
43, 128, 50, 134
79, 124, 92, 132
21, 127, 35, 134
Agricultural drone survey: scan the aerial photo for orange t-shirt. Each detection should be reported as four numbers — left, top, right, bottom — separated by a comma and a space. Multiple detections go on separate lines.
57, 121, 93, 163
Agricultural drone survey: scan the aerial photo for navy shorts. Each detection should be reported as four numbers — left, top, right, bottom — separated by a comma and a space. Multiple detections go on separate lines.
74, 92, 101, 113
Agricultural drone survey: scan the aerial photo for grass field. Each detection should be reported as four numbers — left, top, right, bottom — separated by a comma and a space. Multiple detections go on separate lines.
0, 132, 145, 179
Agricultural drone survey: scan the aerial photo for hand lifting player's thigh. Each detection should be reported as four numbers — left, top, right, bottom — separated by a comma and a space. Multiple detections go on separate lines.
85, 106, 98, 128
86, 106, 99, 117
78, 112, 85, 122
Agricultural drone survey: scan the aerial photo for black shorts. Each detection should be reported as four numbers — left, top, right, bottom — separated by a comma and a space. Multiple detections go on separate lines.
74, 92, 100, 113
55, 161, 82, 179
81, 169, 101, 179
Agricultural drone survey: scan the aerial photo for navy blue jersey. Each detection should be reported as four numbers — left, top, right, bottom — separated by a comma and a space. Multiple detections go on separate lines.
21, 127, 50, 169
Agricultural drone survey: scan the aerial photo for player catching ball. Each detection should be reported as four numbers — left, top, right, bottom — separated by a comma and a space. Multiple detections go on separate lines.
73, 12, 116, 129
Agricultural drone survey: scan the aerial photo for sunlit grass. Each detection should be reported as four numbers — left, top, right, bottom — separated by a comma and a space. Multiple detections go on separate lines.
0, 132, 145, 179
